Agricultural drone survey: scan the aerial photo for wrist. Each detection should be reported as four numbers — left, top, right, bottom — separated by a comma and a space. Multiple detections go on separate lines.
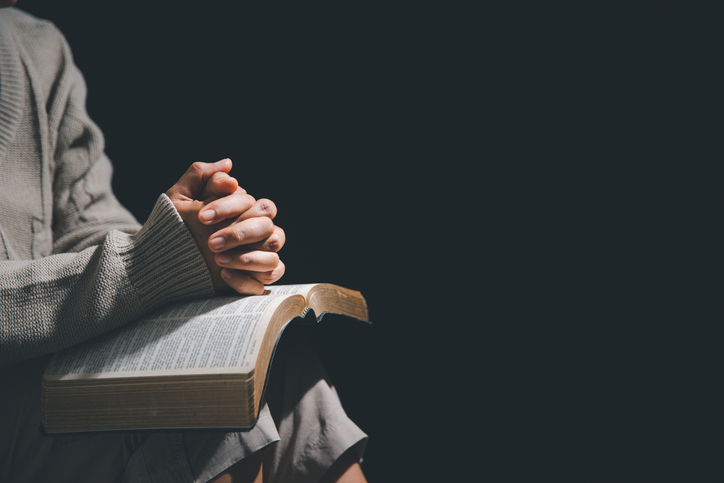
116, 194, 216, 310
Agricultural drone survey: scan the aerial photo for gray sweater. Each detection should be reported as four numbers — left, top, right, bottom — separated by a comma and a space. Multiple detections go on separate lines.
0, 8, 215, 366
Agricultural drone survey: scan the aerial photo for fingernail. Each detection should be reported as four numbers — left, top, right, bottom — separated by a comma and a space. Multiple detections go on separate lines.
200, 210, 215, 223
210, 237, 224, 250
217, 253, 231, 264
222, 268, 233, 280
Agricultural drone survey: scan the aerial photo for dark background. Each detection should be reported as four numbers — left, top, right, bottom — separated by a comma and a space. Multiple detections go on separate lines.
14, 1, 724, 480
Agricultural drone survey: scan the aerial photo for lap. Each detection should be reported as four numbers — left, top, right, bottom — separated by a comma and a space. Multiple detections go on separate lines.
0, 335, 366, 483
0, 355, 279, 482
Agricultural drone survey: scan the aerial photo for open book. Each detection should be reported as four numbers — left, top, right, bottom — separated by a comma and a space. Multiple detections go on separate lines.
40, 283, 368, 434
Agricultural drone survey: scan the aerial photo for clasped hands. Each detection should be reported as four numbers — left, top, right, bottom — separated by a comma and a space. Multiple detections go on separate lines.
166, 159, 285, 295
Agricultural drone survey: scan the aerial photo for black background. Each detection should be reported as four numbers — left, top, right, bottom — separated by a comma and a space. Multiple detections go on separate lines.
13, 1, 724, 480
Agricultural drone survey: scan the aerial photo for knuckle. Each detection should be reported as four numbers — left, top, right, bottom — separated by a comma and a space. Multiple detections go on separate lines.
266, 237, 280, 251
256, 199, 277, 217
266, 228, 285, 251
232, 224, 248, 241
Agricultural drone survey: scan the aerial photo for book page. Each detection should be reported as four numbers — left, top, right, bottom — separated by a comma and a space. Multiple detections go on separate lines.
264, 284, 317, 298
44, 294, 295, 380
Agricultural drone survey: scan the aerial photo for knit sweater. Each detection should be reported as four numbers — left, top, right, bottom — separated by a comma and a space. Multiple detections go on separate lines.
0, 8, 216, 366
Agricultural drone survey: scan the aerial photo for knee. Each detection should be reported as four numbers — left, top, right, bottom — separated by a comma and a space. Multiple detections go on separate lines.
208, 451, 264, 483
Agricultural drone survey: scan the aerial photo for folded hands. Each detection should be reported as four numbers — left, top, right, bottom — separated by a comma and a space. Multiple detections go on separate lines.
166, 159, 286, 295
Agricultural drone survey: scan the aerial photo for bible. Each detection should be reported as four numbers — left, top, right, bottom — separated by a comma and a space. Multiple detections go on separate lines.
40, 283, 368, 434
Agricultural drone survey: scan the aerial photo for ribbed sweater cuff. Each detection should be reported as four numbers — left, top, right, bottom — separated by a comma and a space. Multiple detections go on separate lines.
114, 194, 215, 311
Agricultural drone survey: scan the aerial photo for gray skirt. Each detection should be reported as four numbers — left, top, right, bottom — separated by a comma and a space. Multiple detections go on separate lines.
0, 336, 367, 483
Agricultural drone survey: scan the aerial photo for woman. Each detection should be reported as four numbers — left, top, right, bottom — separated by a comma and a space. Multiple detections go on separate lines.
0, 5, 367, 482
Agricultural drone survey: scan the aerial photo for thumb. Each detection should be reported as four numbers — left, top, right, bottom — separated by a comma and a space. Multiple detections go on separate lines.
166, 159, 233, 201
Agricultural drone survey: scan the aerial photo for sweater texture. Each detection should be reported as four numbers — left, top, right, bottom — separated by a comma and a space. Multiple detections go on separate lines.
0, 8, 216, 366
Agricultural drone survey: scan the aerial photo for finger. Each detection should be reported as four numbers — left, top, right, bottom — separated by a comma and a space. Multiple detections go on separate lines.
199, 192, 257, 225
215, 250, 280, 272
239, 226, 286, 252
220, 269, 266, 295
200, 171, 242, 199
166, 159, 233, 200
237, 199, 277, 221
208, 217, 275, 252
247, 261, 286, 285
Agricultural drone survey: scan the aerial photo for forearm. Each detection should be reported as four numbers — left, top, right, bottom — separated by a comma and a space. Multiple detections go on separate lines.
0, 195, 215, 367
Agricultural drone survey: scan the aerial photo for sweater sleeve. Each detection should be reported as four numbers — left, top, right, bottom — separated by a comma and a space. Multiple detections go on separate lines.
0, 16, 216, 367
0, 194, 216, 367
